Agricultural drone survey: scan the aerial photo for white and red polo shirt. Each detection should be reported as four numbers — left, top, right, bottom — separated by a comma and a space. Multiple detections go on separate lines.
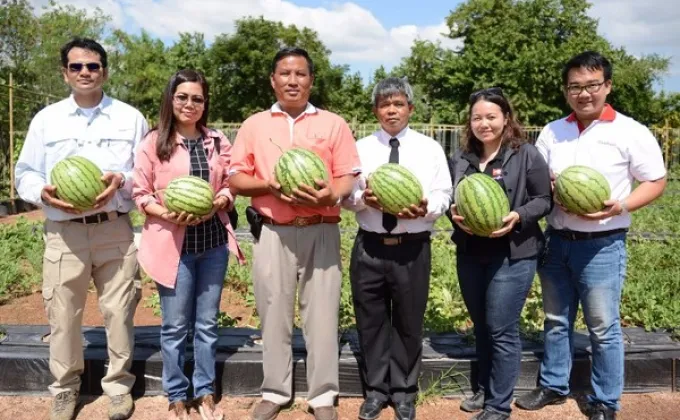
536, 104, 667, 232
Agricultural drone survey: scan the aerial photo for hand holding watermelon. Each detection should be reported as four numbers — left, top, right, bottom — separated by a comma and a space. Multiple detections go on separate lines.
449, 204, 473, 235
267, 179, 295, 204
93, 172, 124, 209
576, 199, 624, 221
362, 179, 383, 211
291, 179, 339, 207
161, 210, 202, 226
40, 185, 81, 214
489, 211, 521, 238
395, 198, 428, 219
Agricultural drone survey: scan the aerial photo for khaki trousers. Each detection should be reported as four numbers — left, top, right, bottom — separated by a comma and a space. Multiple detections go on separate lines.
252, 223, 342, 408
42, 213, 139, 396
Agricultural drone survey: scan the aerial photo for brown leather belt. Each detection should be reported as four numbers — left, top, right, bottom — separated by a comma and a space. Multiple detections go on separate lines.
359, 229, 431, 246
262, 215, 341, 227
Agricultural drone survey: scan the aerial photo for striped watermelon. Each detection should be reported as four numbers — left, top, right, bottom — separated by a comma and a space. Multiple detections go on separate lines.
454, 173, 510, 237
368, 163, 424, 215
554, 165, 610, 215
50, 156, 106, 210
275, 148, 329, 197
164, 175, 214, 216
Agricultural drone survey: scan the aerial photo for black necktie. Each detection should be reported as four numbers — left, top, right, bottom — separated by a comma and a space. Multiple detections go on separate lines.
382, 138, 399, 232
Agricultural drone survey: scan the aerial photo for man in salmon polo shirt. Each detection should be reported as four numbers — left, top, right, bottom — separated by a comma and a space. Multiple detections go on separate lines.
229, 47, 361, 420
515, 51, 667, 420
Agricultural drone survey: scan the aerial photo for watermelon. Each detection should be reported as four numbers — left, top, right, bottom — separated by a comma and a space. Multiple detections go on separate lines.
164, 175, 214, 216
274, 148, 329, 197
554, 165, 610, 215
50, 156, 106, 210
368, 163, 424, 215
454, 173, 510, 237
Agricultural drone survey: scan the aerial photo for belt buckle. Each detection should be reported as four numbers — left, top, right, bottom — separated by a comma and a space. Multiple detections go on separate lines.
293, 216, 310, 227
569, 231, 577, 241
383, 237, 401, 246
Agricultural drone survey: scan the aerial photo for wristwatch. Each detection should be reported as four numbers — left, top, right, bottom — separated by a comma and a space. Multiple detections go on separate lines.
619, 199, 629, 215
117, 173, 126, 189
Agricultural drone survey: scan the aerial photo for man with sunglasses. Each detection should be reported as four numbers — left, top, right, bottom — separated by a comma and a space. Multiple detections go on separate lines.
515, 51, 666, 420
15, 37, 148, 420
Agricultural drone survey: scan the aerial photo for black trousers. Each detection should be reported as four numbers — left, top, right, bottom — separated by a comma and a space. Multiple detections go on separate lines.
349, 230, 432, 403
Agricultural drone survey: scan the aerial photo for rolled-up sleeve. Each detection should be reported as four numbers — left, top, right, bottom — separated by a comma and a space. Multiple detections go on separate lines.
423, 144, 453, 221
214, 130, 235, 207
120, 113, 149, 199
228, 121, 256, 177
514, 145, 552, 230
330, 119, 362, 178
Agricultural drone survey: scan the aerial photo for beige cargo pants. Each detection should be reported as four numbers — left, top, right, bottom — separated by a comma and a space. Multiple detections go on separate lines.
252, 223, 342, 409
42, 212, 139, 396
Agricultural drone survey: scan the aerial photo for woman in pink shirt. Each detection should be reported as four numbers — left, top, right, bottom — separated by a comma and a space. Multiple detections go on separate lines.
133, 69, 244, 420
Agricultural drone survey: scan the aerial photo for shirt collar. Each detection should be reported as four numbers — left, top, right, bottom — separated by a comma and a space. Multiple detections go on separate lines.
566, 103, 616, 124
270, 102, 317, 119
378, 126, 409, 145
67, 92, 112, 116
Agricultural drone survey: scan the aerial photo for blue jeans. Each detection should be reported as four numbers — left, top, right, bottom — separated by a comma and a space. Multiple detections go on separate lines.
538, 231, 627, 411
457, 254, 536, 414
157, 245, 229, 403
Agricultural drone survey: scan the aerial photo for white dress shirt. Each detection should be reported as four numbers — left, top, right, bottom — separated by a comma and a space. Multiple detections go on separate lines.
536, 111, 666, 232
15, 94, 148, 221
344, 127, 453, 234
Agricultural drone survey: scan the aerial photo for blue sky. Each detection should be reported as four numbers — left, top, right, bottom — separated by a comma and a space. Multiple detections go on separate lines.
31, 0, 680, 92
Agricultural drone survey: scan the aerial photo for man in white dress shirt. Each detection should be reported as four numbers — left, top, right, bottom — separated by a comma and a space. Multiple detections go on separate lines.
344, 77, 452, 420
15, 37, 147, 420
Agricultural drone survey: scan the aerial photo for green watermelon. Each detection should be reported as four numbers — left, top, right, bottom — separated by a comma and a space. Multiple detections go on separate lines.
164, 175, 214, 216
368, 163, 424, 215
454, 173, 510, 237
554, 165, 611, 215
274, 148, 329, 197
50, 156, 106, 210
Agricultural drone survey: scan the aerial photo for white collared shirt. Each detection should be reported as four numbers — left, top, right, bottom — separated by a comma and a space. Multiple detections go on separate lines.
344, 127, 453, 234
270, 102, 317, 143
15, 93, 149, 221
536, 110, 666, 232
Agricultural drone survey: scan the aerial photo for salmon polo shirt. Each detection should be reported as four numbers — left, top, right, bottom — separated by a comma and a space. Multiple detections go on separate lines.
229, 102, 362, 223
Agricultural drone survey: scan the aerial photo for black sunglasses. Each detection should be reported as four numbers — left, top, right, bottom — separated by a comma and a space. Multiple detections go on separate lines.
67, 62, 102, 72
469, 87, 504, 103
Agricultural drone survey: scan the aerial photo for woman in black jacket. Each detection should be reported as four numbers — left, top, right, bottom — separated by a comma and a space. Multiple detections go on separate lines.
448, 88, 552, 420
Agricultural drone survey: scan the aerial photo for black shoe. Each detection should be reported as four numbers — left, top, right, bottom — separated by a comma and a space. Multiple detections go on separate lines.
358, 397, 386, 420
460, 389, 485, 412
393, 401, 416, 420
588, 403, 617, 420
470, 409, 510, 420
514, 387, 567, 411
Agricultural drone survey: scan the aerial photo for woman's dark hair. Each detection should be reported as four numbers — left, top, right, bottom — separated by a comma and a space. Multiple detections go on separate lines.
462, 87, 525, 155
155, 69, 210, 162
60, 37, 108, 68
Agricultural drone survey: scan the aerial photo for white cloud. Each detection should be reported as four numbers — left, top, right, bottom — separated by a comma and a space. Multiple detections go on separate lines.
28, 0, 459, 68
588, 0, 680, 89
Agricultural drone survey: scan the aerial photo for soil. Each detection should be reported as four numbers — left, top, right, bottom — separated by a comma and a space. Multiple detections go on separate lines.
0, 209, 45, 225
0, 393, 679, 419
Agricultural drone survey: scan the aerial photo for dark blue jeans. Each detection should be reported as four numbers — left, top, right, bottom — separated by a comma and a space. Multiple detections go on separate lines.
157, 245, 229, 403
457, 254, 537, 414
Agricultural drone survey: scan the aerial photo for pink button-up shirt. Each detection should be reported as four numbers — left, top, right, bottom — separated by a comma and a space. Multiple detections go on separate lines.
132, 127, 245, 288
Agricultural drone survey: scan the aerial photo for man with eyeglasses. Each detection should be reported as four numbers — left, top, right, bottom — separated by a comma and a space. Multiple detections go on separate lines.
15, 37, 148, 420
515, 51, 666, 420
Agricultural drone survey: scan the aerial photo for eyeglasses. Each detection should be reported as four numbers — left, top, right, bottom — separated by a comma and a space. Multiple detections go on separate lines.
173, 94, 206, 106
565, 81, 606, 96
67, 62, 102, 73
469, 87, 504, 103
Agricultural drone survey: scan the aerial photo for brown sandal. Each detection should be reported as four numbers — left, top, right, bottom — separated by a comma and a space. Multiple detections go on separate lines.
196, 394, 224, 420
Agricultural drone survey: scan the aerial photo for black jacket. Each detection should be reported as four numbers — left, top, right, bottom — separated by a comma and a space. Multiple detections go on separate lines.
447, 143, 553, 260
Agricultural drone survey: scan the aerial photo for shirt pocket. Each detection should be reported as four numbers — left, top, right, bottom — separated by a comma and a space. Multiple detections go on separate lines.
99, 128, 136, 167
44, 133, 78, 169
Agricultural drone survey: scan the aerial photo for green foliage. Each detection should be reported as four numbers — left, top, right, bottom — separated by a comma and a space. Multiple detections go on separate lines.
0, 218, 44, 304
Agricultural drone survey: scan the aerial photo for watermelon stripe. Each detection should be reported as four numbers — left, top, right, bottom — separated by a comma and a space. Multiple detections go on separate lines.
52, 166, 91, 208
68, 159, 104, 197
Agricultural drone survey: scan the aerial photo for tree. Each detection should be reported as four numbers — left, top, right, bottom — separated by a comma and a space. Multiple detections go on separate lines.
397, 0, 669, 126
207, 17, 349, 123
